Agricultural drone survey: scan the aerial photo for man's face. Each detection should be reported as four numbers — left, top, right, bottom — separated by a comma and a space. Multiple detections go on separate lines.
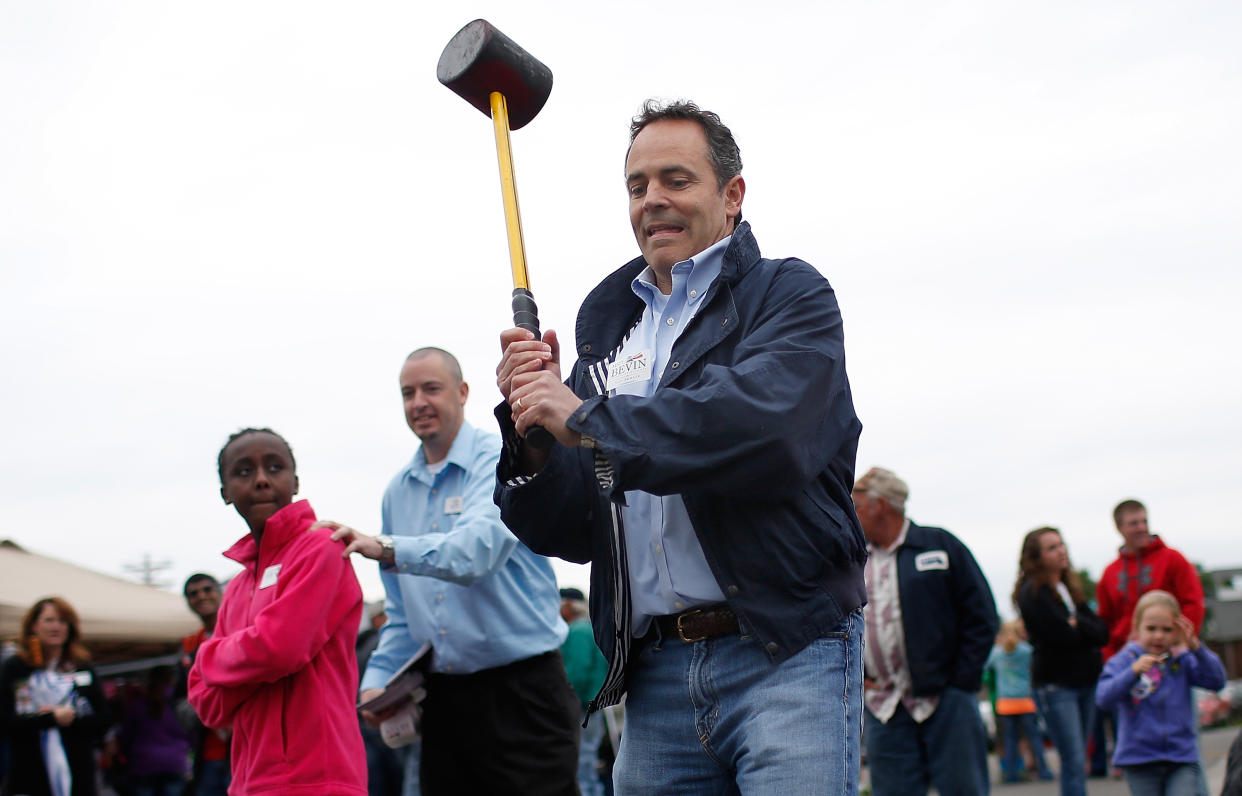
625, 119, 744, 274
185, 579, 221, 620
219, 432, 299, 535
400, 354, 468, 447
851, 489, 882, 543
1117, 508, 1151, 551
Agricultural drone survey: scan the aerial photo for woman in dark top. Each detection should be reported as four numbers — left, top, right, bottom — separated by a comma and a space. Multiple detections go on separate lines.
0, 596, 109, 796
1014, 526, 1108, 796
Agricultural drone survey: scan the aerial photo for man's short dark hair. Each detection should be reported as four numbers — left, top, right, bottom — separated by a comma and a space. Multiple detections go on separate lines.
629, 99, 744, 227
184, 572, 219, 597
1113, 499, 1146, 529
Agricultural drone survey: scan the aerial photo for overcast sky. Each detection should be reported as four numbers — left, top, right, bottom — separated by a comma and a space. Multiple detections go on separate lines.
2, 1, 1239, 621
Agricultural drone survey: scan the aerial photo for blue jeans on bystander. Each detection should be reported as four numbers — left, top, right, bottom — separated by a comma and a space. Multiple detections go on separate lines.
1035, 684, 1094, 796
864, 686, 991, 795
614, 609, 862, 795
1000, 712, 1053, 781
1123, 761, 1202, 796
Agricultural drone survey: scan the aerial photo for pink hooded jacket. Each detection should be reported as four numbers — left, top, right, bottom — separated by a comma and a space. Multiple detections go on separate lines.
188, 500, 366, 795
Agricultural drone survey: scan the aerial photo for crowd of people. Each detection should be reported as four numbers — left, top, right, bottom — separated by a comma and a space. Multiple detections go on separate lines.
3, 98, 1240, 796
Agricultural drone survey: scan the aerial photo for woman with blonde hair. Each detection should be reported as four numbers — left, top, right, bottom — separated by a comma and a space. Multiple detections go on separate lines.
0, 596, 109, 796
1014, 527, 1108, 796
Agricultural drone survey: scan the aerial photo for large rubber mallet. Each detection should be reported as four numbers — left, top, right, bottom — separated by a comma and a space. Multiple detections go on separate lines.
437, 19, 555, 448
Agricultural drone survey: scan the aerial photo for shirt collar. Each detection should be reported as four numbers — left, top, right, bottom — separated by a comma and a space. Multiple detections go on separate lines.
406, 420, 475, 484
870, 518, 911, 554
629, 234, 731, 310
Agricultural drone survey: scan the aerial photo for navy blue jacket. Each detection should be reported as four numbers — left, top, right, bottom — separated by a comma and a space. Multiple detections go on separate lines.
890, 522, 998, 696
495, 223, 867, 709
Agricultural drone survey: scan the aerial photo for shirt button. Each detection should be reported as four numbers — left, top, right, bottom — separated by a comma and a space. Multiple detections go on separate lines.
674, 601, 684, 609
439, 630, 447, 636
670, 362, 679, 369
432, 524, 439, 530
431, 489, 437, 495
689, 289, 698, 298
655, 545, 663, 554
665, 317, 675, 326
727, 585, 740, 596
765, 642, 779, 655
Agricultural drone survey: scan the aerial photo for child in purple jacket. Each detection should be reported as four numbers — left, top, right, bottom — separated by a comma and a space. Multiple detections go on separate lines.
1096, 590, 1226, 796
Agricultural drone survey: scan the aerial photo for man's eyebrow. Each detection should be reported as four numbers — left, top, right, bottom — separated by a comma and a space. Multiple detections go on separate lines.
626, 165, 691, 182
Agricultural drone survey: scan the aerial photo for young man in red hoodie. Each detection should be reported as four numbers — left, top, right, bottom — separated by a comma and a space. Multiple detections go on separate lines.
1092, 499, 1206, 780
1096, 499, 1205, 661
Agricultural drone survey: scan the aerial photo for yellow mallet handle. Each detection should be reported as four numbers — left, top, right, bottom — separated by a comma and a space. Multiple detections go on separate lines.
490, 91, 552, 449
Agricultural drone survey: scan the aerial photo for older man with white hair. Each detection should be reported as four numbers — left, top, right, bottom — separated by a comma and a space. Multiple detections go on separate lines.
852, 466, 998, 796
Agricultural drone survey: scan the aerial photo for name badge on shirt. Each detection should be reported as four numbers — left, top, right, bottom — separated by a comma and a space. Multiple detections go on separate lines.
606, 349, 653, 391
915, 550, 950, 572
444, 496, 464, 514
260, 564, 282, 589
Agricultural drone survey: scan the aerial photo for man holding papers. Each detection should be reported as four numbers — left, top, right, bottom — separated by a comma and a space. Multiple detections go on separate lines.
314, 347, 578, 795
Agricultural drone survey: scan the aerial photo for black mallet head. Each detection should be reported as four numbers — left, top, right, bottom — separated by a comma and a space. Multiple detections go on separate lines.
436, 19, 553, 130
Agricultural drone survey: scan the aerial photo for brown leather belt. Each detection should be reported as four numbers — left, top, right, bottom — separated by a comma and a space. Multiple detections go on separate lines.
654, 605, 739, 643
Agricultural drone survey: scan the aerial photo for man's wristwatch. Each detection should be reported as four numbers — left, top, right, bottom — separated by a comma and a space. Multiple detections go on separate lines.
375, 535, 396, 566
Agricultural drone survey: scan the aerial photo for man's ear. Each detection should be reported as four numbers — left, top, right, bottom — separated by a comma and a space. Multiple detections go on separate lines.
724, 175, 745, 219
293, 475, 300, 496
220, 486, 232, 506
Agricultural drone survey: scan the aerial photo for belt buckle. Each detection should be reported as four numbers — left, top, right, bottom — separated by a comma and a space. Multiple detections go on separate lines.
675, 609, 707, 643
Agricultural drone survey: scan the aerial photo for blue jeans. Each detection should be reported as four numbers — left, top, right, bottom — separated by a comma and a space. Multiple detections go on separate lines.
578, 707, 606, 796
864, 687, 991, 796
614, 609, 862, 795
195, 758, 230, 796
1000, 712, 1052, 780
1035, 684, 1094, 796
401, 739, 421, 796
131, 774, 186, 796
1122, 761, 1201, 796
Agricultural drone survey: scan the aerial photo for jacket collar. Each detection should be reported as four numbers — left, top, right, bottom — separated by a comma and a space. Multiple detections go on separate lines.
574, 221, 763, 362
894, 520, 932, 551
223, 499, 316, 566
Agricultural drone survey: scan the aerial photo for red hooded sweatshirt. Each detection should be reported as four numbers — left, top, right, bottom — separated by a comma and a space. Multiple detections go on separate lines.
1095, 535, 1204, 661
188, 500, 366, 795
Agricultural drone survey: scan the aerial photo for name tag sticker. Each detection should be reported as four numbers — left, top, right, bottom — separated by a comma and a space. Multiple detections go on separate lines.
260, 564, 282, 589
73, 671, 93, 687
606, 350, 652, 391
444, 496, 464, 515
915, 550, 950, 572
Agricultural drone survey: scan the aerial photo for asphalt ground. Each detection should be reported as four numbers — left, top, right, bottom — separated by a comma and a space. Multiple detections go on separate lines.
860, 724, 1240, 795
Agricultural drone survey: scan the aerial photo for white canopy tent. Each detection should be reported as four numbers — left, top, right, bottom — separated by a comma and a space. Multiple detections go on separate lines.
0, 540, 198, 644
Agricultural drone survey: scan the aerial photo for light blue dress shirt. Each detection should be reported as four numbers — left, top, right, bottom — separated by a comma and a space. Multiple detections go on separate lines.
361, 421, 566, 685
613, 235, 730, 634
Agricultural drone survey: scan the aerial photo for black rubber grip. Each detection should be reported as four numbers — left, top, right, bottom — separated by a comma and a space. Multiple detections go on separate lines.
512, 288, 540, 337
511, 288, 553, 450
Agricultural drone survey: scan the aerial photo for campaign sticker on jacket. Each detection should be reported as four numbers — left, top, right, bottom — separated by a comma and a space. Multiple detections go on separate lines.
444, 496, 463, 514
606, 350, 652, 391
915, 550, 950, 572
259, 564, 281, 589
